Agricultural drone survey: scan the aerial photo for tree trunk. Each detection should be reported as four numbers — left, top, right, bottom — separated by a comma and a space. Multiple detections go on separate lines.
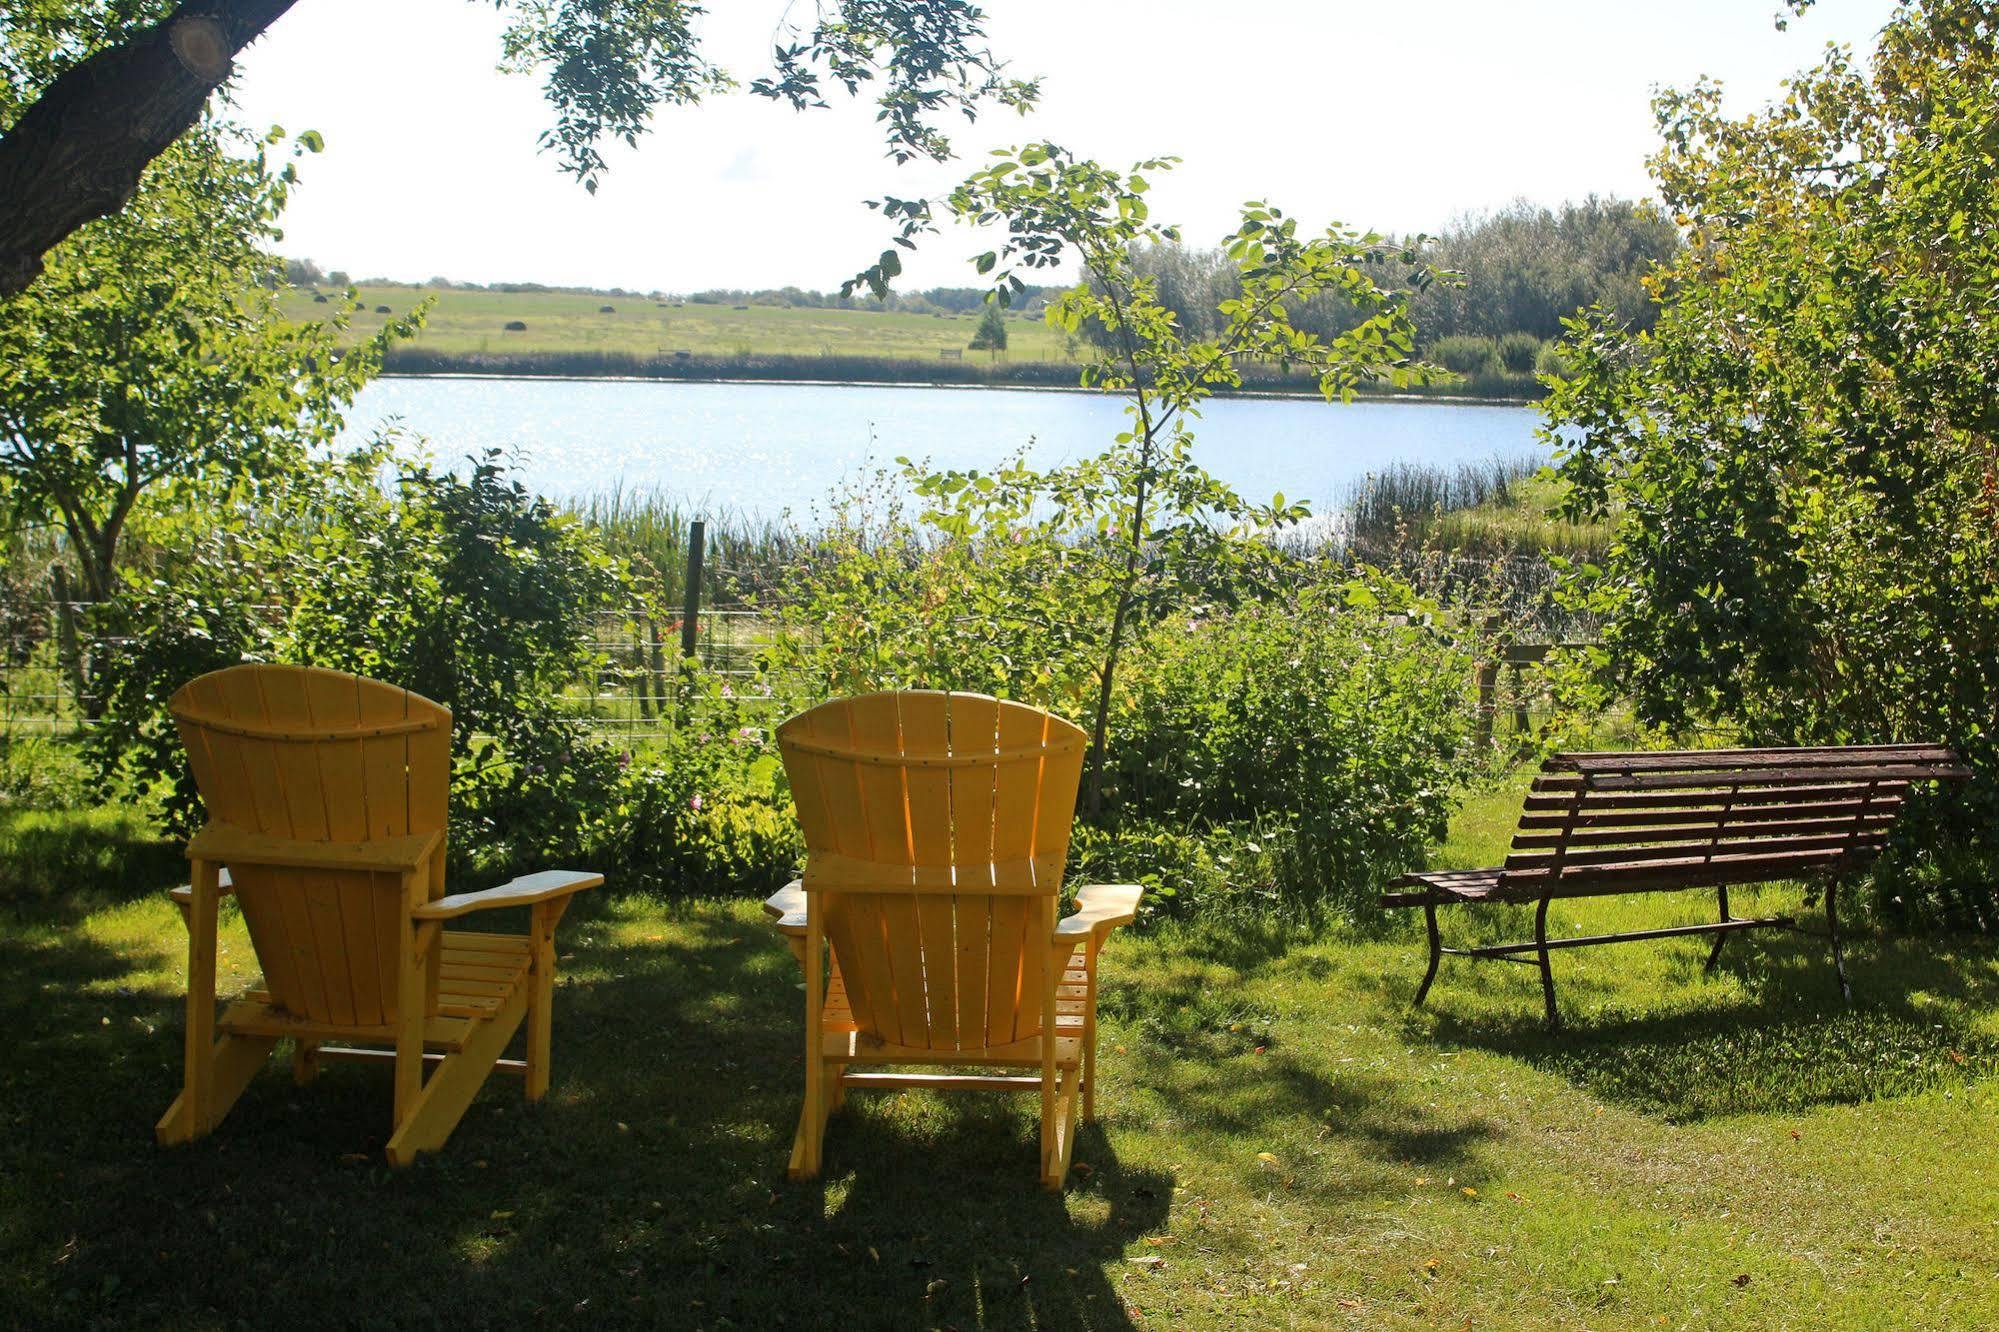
1083, 459, 1154, 819
0, 0, 299, 298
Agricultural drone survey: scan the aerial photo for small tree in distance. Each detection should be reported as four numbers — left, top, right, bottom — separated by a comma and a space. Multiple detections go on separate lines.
968, 304, 1008, 355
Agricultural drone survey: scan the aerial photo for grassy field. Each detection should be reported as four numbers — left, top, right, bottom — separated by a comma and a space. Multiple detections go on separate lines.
282, 284, 1078, 363
6, 777, 1998, 1327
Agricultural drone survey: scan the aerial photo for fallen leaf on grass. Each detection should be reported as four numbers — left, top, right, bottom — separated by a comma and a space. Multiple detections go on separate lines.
1733, 1274, 1752, 1288
1255, 1152, 1280, 1167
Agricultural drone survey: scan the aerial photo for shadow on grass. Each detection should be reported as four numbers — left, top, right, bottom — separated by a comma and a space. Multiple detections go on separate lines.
0, 805, 182, 921
3, 896, 1172, 1329
1406, 915, 1999, 1123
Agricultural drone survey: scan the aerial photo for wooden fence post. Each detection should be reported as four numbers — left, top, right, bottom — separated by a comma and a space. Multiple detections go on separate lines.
50, 565, 88, 728
680, 520, 705, 662
1474, 659, 1499, 751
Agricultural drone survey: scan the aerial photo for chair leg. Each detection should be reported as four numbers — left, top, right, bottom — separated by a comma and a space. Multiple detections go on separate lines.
1826, 877, 1853, 1005
1040, 1064, 1082, 1192
1414, 903, 1443, 1006
524, 903, 565, 1102
1535, 894, 1561, 1031
1082, 937, 1100, 1123
1703, 886, 1732, 976
292, 1039, 321, 1086
827, 1062, 847, 1111
158, 1034, 279, 1145
386, 985, 528, 1166
788, 1061, 829, 1181
158, 860, 225, 1145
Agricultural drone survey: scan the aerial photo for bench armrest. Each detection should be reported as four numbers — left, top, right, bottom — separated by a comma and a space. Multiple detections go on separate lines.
411, 870, 603, 920
1055, 883, 1143, 941
185, 822, 443, 874
763, 879, 807, 937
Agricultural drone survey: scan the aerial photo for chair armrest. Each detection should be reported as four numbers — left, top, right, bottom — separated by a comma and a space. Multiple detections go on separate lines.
763, 879, 807, 937
1055, 883, 1143, 940
168, 868, 235, 905
411, 870, 603, 921
186, 822, 443, 874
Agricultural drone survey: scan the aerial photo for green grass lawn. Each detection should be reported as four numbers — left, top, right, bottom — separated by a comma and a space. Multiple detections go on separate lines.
6, 784, 1999, 1327
281, 284, 1077, 363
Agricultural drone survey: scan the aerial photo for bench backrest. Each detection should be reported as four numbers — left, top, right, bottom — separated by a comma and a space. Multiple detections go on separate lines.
1498, 745, 1969, 898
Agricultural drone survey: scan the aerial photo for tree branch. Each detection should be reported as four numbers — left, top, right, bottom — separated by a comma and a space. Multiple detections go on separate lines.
0, 0, 298, 299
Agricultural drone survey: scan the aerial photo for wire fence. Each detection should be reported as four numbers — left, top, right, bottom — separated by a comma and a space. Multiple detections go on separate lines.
0, 541, 1613, 750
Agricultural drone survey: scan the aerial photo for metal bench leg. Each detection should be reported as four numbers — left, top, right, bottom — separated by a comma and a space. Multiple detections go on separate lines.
1826, 877, 1852, 1005
1414, 903, 1443, 1006
1703, 886, 1732, 975
1535, 894, 1561, 1030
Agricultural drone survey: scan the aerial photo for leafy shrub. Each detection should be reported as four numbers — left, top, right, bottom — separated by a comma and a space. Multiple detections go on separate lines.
593, 680, 802, 896
1431, 335, 1500, 377
89, 449, 640, 874
278, 450, 635, 872
1547, 1, 1999, 896
1067, 818, 1287, 918
1100, 576, 1474, 913
1533, 341, 1570, 378
85, 529, 279, 832
1496, 331, 1542, 374
0, 734, 95, 813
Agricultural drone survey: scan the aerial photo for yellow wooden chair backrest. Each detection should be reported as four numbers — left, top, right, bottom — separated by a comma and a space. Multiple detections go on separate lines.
778, 691, 1087, 1054
170, 664, 451, 1030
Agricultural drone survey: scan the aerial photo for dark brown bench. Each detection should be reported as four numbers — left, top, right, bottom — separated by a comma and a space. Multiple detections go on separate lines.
1383, 745, 1970, 1028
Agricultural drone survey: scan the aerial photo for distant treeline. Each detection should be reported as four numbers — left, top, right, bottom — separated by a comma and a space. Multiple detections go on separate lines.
1093, 197, 1677, 355
281, 256, 1059, 318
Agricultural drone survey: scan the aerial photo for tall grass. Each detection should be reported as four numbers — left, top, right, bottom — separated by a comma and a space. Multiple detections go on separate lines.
564, 487, 804, 603
1339, 454, 1613, 560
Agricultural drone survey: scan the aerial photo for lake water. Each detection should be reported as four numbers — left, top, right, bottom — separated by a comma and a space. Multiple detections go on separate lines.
335, 377, 1547, 518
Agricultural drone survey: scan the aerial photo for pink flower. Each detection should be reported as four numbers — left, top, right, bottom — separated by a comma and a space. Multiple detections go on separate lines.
690, 794, 704, 811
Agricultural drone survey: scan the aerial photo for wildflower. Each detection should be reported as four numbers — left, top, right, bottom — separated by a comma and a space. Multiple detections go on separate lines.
690, 794, 703, 811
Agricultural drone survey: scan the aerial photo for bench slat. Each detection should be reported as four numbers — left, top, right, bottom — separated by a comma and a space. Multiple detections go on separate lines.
1495, 844, 1870, 893
1515, 797, 1904, 832
1522, 781, 1911, 812
1501, 830, 1888, 873
1511, 812, 1898, 850
1551, 744, 1958, 773
1586, 763, 1968, 791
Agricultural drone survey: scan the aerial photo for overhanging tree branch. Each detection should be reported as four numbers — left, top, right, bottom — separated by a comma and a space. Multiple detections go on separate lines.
0, 0, 297, 299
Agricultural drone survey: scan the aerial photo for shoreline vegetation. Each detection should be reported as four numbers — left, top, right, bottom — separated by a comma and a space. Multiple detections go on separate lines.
375, 346, 1547, 399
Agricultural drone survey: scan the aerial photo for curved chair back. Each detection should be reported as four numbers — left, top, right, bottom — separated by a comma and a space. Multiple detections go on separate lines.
171, 664, 451, 1028
778, 691, 1087, 1053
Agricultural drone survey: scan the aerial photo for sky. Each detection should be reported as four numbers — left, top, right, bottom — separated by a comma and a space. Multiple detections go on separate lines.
228, 0, 1902, 294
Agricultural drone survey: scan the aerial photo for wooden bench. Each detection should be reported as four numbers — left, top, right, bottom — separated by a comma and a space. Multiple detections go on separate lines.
1383, 745, 1970, 1028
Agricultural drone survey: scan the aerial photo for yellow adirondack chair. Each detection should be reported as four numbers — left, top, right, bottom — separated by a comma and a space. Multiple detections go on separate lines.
155, 664, 602, 1165
764, 691, 1142, 1190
